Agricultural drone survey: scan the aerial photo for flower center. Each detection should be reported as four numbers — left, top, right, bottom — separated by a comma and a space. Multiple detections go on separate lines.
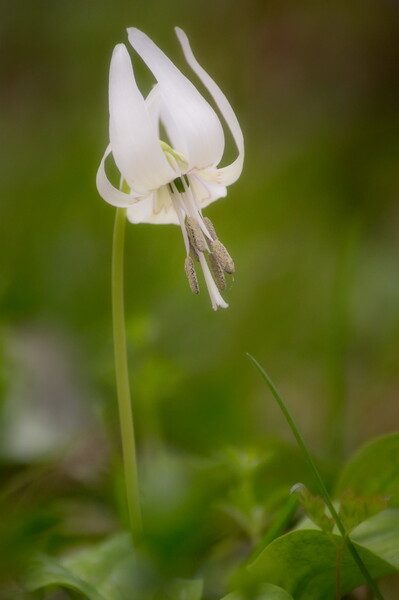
160, 141, 189, 173
168, 176, 235, 311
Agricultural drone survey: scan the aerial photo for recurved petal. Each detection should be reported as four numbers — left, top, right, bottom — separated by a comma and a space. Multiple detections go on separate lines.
175, 27, 244, 186
96, 145, 142, 207
189, 174, 227, 209
109, 44, 176, 193
127, 28, 225, 171
126, 186, 179, 224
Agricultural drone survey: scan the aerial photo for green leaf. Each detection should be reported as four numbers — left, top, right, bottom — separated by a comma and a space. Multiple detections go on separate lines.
336, 432, 399, 504
292, 484, 334, 535
258, 584, 295, 599
28, 555, 106, 600
351, 509, 399, 566
27, 533, 154, 600
221, 584, 294, 600
245, 509, 399, 599
338, 491, 388, 533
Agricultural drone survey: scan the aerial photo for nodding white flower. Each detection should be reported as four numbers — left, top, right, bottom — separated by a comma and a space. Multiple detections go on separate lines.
96, 27, 244, 310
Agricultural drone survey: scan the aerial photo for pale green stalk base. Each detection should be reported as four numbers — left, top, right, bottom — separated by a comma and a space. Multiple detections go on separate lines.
247, 354, 384, 600
112, 207, 142, 541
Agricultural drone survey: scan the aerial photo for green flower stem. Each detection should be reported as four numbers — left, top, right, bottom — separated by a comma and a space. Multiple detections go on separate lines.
247, 354, 384, 600
112, 207, 142, 541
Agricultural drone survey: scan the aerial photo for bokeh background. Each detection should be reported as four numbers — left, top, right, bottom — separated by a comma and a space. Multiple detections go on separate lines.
1, 0, 399, 595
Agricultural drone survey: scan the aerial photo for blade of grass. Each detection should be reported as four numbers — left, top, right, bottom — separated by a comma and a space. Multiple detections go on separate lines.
247, 353, 384, 600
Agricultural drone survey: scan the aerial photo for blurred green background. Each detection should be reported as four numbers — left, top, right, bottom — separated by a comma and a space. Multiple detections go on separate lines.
1, 0, 399, 595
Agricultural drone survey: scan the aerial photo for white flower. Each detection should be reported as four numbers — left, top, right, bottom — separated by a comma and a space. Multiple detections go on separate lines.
96, 27, 244, 310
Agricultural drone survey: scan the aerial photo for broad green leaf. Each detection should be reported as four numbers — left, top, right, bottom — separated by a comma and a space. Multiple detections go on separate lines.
245, 509, 399, 600
27, 533, 154, 600
221, 584, 294, 600
338, 491, 387, 533
351, 509, 399, 565
336, 432, 399, 504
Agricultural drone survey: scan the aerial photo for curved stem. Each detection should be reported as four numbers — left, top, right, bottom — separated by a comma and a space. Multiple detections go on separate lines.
247, 354, 384, 600
112, 207, 142, 541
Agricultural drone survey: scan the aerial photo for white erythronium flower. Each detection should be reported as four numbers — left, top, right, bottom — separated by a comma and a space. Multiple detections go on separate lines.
96, 27, 244, 310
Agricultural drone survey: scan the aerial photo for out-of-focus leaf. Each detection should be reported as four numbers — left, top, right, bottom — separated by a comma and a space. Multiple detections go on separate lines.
258, 584, 295, 599
28, 555, 105, 600
351, 509, 399, 565
27, 533, 154, 600
244, 509, 399, 599
221, 584, 294, 599
335, 433, 399, 504
338, 490, 388, 533
165, 578, 203, 600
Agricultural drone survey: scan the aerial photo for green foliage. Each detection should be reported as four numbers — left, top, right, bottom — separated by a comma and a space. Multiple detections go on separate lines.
28, 534, 155, 600
293, 485, 388, 537
338, 491, 388, 534
222, 583, 294, 600
26, 434, 399, 600
164, 578, 203, 600
336, 433, 399, 505
245, 509, 399, 599
213, 444, 320, 543
292, 484, 334, 535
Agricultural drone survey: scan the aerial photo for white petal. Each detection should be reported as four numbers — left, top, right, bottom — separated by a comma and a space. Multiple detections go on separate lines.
175, 27, 244, 186
96, 145, 142, 207
109, 44, 176, 193
126, 186, 179, 224
145, 84, 161, 135
189, 174, 227, 209
127, 28, 225, 171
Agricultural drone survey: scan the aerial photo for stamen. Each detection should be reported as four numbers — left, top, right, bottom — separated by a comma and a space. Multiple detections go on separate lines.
209, 253, 226, 291
203, 217, 218, 241
210, 240, 235, 274
171, 192, 190, 255
184, 256, 200, 295
186, 217, 207, 253
198, 252, 228, 310
182, 177, 213, 241
189, 238, 200, 262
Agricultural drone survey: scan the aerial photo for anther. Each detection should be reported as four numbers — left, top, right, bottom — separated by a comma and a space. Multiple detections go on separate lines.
210, 240, 235, 274
186, 217, 207, 253
203, 217, 218, 241
189, 238, 200, 262
209, 253, 226, 291
184, 256, 200, 295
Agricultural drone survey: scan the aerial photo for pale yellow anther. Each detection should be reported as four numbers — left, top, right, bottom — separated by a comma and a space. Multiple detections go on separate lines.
184, 256, 200, 295
203, 217, 218, 241
186, 217, 207, 253
208, 253, 226, 291
189, 238, 200, 262
210, 239, 235, 274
